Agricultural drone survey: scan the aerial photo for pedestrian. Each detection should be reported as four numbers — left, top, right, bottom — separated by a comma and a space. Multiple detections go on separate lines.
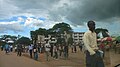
33, 45, 38, 60
1, 45, 3, 51
83, 20, 105, 67
37, 43, 41, 53
5, 43, 9, 54
73, 43, 77, 53
10, 45, 13, 52
53, 44, 58, 59
71, 44, 74, 53
79, 41, 83, 51
28, 44, 33, 58
64, 45, 69, 59
17, 44, 22, 56
59, 44, 63, 57
45, 41, 51, 61
50, 43, 53, 57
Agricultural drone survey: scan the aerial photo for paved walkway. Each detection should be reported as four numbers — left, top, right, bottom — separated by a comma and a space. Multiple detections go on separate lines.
0, 51, 49, 67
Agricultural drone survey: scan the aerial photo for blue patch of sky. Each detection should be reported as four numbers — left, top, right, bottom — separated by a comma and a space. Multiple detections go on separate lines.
39, 17, 46, 21
18, 16, 27, 25
30, 16, 36, 19
0, 16, 28, 22
19, 16, 27, 19
73, 27, 87, 32
0, 16, 18, 22
20, 22, 25, 24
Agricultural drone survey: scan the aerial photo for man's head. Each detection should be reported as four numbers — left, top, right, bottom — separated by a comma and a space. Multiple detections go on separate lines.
87, 20, 95, 32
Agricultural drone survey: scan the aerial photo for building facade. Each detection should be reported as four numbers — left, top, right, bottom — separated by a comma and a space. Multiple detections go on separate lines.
37, 32, 85, 44
72, 32, 85, 43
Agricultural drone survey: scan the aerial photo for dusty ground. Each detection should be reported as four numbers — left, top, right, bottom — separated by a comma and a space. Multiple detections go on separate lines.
0, 47, 120, 67
21, 47, 120, 67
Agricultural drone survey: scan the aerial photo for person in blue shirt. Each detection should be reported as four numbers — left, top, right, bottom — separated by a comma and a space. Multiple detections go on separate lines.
5, 43, 9, 54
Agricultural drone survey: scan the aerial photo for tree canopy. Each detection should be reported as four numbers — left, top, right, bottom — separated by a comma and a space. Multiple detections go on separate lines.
95, 28, 109, 38
16, 37, 31, 45
30, 22, 73, 44
52, 22, 73, 34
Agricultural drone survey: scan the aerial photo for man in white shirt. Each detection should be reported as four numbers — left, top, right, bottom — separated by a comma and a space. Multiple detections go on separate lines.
83, 20, 104, 67
45, 41, 51, 61
29, 44, 33, 58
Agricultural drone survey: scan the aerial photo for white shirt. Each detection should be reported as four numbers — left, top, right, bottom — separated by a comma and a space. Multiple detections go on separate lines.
45, 43, 51, 51
83, 30, 98, 55
29, 45, 33, 50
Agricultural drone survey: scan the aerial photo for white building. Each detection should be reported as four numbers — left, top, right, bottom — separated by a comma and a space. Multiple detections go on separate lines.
72, 32, 85, 43
37, 32, 84, 44
37, 35, 57, 44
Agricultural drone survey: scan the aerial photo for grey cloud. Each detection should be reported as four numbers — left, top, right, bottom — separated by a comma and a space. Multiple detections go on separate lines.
48, 0, 120, 26
0, 23, 24, 33
66, 0, 120, 25
11, 0, 60, 10
1, 0, 120, 26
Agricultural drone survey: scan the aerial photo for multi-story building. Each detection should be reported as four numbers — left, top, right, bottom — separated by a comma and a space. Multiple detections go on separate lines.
72, 32, 85, 43
37, 32, 85, 44
37, 35, 57, 44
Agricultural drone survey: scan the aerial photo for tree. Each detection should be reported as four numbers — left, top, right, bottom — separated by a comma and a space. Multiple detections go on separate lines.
30, 22, 73, 45
68, 36, 73, 45
52, 22, 73, 34
30, 28, 47, 44
95, 28, 109, 38
30, 31, 36, 44
0, 35, 18, 46
16, 37, 31, 46
52, 22, 73, 46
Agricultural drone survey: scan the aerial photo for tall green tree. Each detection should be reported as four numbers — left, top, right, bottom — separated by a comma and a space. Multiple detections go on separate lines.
30, 22, 73, 45
95, 28, 109, 38
16, 37, 31, 46
52, 22, 73, 45
68, 36, 73, 45
30, 28, 47, 44
52, 22, 73, 34
30, 31, 36, 44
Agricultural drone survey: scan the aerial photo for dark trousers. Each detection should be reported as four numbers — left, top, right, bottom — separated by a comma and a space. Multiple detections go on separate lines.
17, 49, 22, 56
34, 52, 38, 60
53, 52, 58, 59
29, 50, 32, 58
59, 50, 63, 56
86, 51, 105, 67
5, 49, 9, 54
79, 46, 82, 51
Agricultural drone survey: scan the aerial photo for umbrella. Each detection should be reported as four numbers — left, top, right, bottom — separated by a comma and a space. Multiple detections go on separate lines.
7, 40, 14, 43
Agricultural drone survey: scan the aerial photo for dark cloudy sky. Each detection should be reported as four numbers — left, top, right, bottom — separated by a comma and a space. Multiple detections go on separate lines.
0, 0, 120, 37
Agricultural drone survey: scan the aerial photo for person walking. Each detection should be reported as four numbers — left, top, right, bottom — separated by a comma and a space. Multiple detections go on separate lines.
45, 41, 51, 61
53, 44, 58, 59
79, 41, 83, 51
17, 44, 22, 56
83, 20, 104, 67
64, 45, 69, 59
33, 45, 38, 60
28, 44, 33, 58
5, 43, 9, 54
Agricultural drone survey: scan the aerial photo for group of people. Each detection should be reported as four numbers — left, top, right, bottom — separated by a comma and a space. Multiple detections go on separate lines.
0, 43, 13, 54
0, 20, 105, 67
71, 42, 83, 53
26, 41, 69, 61
15, 20, 106, 67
